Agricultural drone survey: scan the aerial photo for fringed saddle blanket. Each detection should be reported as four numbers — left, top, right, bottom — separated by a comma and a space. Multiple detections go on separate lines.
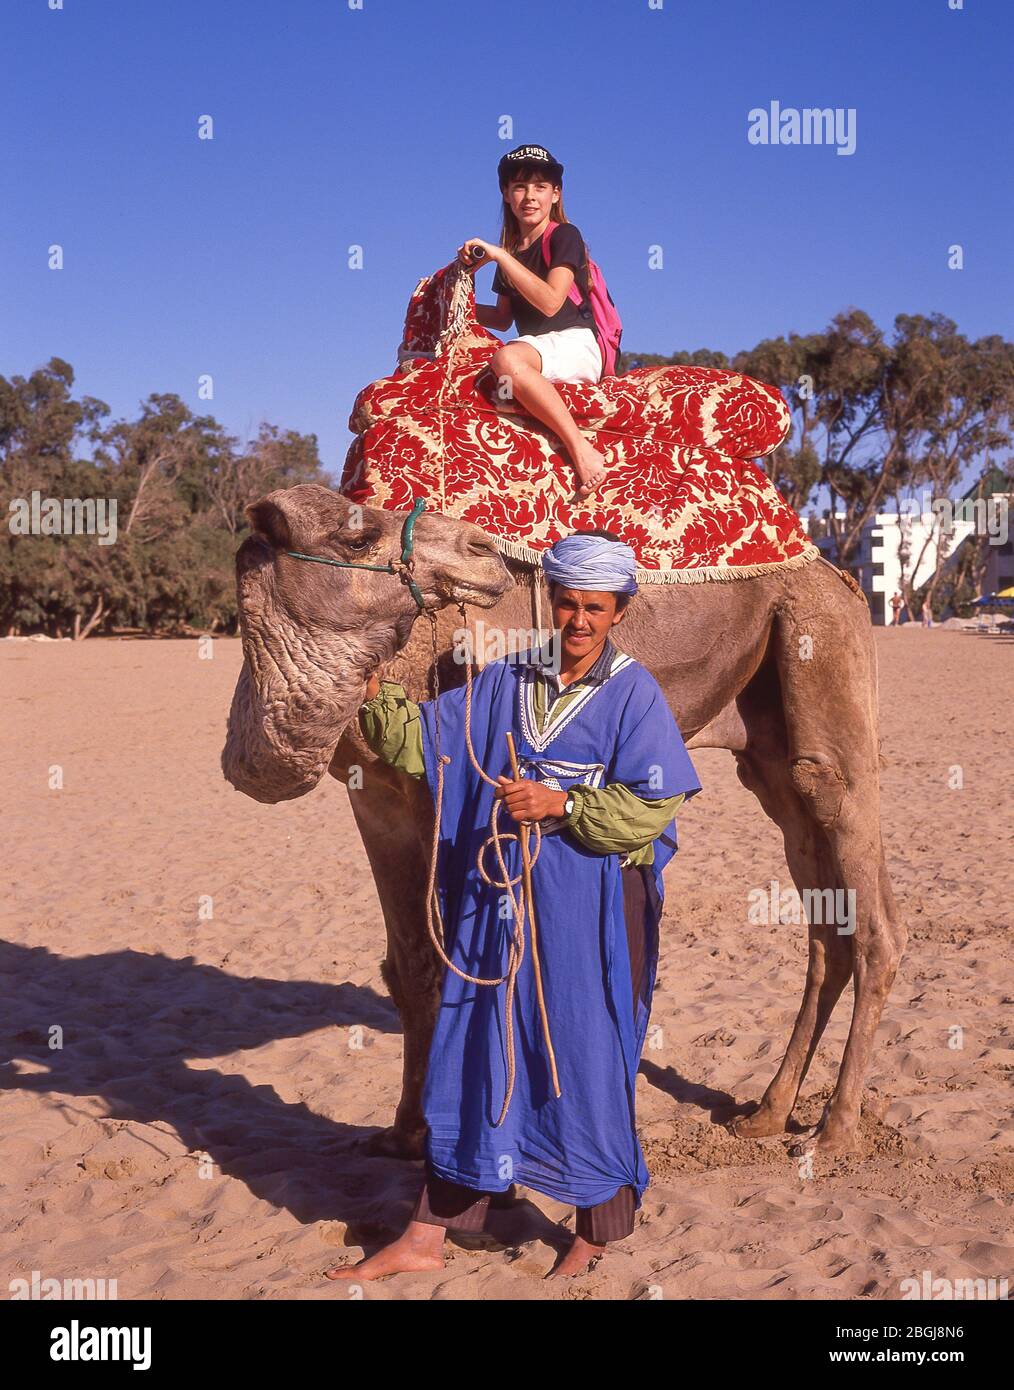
338, 261, 818, 582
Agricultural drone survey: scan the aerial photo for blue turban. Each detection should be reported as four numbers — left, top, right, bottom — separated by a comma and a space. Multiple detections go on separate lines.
541, 534, 639, 595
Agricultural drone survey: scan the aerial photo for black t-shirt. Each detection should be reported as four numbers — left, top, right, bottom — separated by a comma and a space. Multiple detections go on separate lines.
491, 222, 596, 337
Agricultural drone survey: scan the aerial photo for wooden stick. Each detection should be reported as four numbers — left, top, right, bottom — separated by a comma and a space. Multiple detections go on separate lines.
505, 732, 561, 1097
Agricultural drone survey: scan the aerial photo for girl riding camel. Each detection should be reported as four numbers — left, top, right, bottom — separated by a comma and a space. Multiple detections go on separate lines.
459, 143, 611, 504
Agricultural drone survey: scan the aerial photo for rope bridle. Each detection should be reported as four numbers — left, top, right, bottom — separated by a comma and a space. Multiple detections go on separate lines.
284, 494, 428, 613
423, 609, 561, 1127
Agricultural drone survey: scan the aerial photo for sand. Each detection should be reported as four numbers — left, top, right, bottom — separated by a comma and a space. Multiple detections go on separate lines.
2, 628, 1011, 1301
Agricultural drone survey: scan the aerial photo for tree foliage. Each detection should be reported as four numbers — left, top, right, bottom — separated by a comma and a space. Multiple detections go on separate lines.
0, 360, 328, 637
623, 310, 1014, 590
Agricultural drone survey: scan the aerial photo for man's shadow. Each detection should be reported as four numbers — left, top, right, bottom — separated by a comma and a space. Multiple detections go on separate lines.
639, 1059, 737, 1121
0, 940, 418, 1228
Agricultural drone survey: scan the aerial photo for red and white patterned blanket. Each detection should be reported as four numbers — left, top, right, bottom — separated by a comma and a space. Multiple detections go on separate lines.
339, 261, 818, 581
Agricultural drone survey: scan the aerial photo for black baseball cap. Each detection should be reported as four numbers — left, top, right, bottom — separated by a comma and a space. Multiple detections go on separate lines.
497, 143, 564, 187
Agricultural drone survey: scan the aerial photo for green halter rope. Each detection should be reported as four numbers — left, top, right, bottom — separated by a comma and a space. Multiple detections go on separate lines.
284, 496, 427, 611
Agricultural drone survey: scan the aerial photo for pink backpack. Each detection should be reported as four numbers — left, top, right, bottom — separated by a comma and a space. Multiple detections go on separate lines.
540, 222, 623, 378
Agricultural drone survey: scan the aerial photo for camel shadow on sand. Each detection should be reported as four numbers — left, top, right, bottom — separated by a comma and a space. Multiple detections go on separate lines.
0, 940, 409, 1229
0, 940, 736, 1253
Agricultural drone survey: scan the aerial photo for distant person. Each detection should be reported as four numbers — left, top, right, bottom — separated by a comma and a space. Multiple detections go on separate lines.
890, 592, 903, 625
922, 600, 934, 629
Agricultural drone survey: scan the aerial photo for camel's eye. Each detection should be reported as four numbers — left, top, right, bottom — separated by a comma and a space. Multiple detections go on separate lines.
343, 532, 376, 553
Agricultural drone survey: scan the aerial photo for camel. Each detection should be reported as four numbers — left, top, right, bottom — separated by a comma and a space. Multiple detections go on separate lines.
221, 481, 906, 1163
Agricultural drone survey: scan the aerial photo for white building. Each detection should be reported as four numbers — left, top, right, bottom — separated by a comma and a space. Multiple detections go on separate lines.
802, 498, 1011, 624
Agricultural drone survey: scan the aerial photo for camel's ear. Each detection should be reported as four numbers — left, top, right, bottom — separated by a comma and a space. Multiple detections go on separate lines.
245, 484, 346, 551
245, 495, 293, 550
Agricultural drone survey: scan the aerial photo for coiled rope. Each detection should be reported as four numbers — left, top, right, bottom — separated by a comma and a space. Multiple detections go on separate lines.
421, 609, 561, 1127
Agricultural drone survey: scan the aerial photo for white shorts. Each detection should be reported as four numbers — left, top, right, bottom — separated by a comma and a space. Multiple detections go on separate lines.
513, 326, 603, 384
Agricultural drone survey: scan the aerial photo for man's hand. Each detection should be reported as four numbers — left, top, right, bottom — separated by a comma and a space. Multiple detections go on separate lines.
495, 775, 568, 823
363, 672, 381, 702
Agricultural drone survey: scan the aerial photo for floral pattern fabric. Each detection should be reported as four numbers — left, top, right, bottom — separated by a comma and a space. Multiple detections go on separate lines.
338, 262, 819, 580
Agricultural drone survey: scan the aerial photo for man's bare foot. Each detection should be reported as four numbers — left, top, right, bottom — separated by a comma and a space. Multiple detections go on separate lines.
323, 1220, 446, 1283
571, 441, 608, 502
545, 1234, 606, 1278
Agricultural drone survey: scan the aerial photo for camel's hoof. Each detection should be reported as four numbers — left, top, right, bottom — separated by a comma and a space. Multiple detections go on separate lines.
363, 1125, 427, 1160
726, 1106, 790, 1140
787, 1124, 854, 1159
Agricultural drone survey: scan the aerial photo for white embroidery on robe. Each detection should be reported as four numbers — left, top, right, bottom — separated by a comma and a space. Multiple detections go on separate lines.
518, 651, 634, 753
517, 756, 606, 834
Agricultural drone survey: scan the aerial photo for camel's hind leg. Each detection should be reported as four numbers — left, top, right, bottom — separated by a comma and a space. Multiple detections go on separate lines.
770, 572, 907, 1154
721, 657, 853, 1141
728, 752, 853, 1140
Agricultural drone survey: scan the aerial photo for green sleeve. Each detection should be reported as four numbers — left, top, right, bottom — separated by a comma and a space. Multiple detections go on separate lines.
358, 681, 426, 778
563, 784, 686, 868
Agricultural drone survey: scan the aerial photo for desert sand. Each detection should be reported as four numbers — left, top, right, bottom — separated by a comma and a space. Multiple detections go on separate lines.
2, 627, 1011, 1301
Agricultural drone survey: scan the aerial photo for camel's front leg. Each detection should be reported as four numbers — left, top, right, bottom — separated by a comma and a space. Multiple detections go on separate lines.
335, 737, 442, 1160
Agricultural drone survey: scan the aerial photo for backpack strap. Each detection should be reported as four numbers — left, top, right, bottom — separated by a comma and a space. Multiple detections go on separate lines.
541, 223, 609, 378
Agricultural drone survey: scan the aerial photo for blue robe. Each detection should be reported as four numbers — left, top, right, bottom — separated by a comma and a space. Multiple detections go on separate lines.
417, 649, 703, 1209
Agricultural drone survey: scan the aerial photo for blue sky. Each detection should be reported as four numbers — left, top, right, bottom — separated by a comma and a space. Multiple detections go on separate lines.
3, 0, 1011, 482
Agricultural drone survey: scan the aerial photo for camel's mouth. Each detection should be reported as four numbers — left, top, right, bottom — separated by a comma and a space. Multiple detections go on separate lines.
439, 572, 513, 610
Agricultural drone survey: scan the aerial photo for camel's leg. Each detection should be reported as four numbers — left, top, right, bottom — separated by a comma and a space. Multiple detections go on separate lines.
728, 742, 853, 1139
770, 582, 907, 1154
786, 828, 905, 1157
706, 655, 852, 1141
341, 750, 442, 1159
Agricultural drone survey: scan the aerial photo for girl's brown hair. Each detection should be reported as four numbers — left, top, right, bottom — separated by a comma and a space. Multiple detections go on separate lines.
496, 162, 591, 301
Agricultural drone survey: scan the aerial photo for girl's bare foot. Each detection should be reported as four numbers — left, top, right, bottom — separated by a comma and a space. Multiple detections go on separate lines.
323, 1220, 446, 1282
571, 441, 609, 502
545, 1234, 606, 1278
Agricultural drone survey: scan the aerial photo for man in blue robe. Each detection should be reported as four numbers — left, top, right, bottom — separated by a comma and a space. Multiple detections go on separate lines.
326, 531, 703, 1281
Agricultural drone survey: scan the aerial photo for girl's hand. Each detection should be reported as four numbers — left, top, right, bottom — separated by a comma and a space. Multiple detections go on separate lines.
457, 238, 500, 271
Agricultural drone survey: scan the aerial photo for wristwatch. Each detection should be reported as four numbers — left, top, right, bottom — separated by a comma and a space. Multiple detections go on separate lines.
563, 793, 576, 817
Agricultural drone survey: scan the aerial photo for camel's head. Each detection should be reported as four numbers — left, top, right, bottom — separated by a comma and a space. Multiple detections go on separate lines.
222, 484, 513, 803
239, 483, 511, 640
